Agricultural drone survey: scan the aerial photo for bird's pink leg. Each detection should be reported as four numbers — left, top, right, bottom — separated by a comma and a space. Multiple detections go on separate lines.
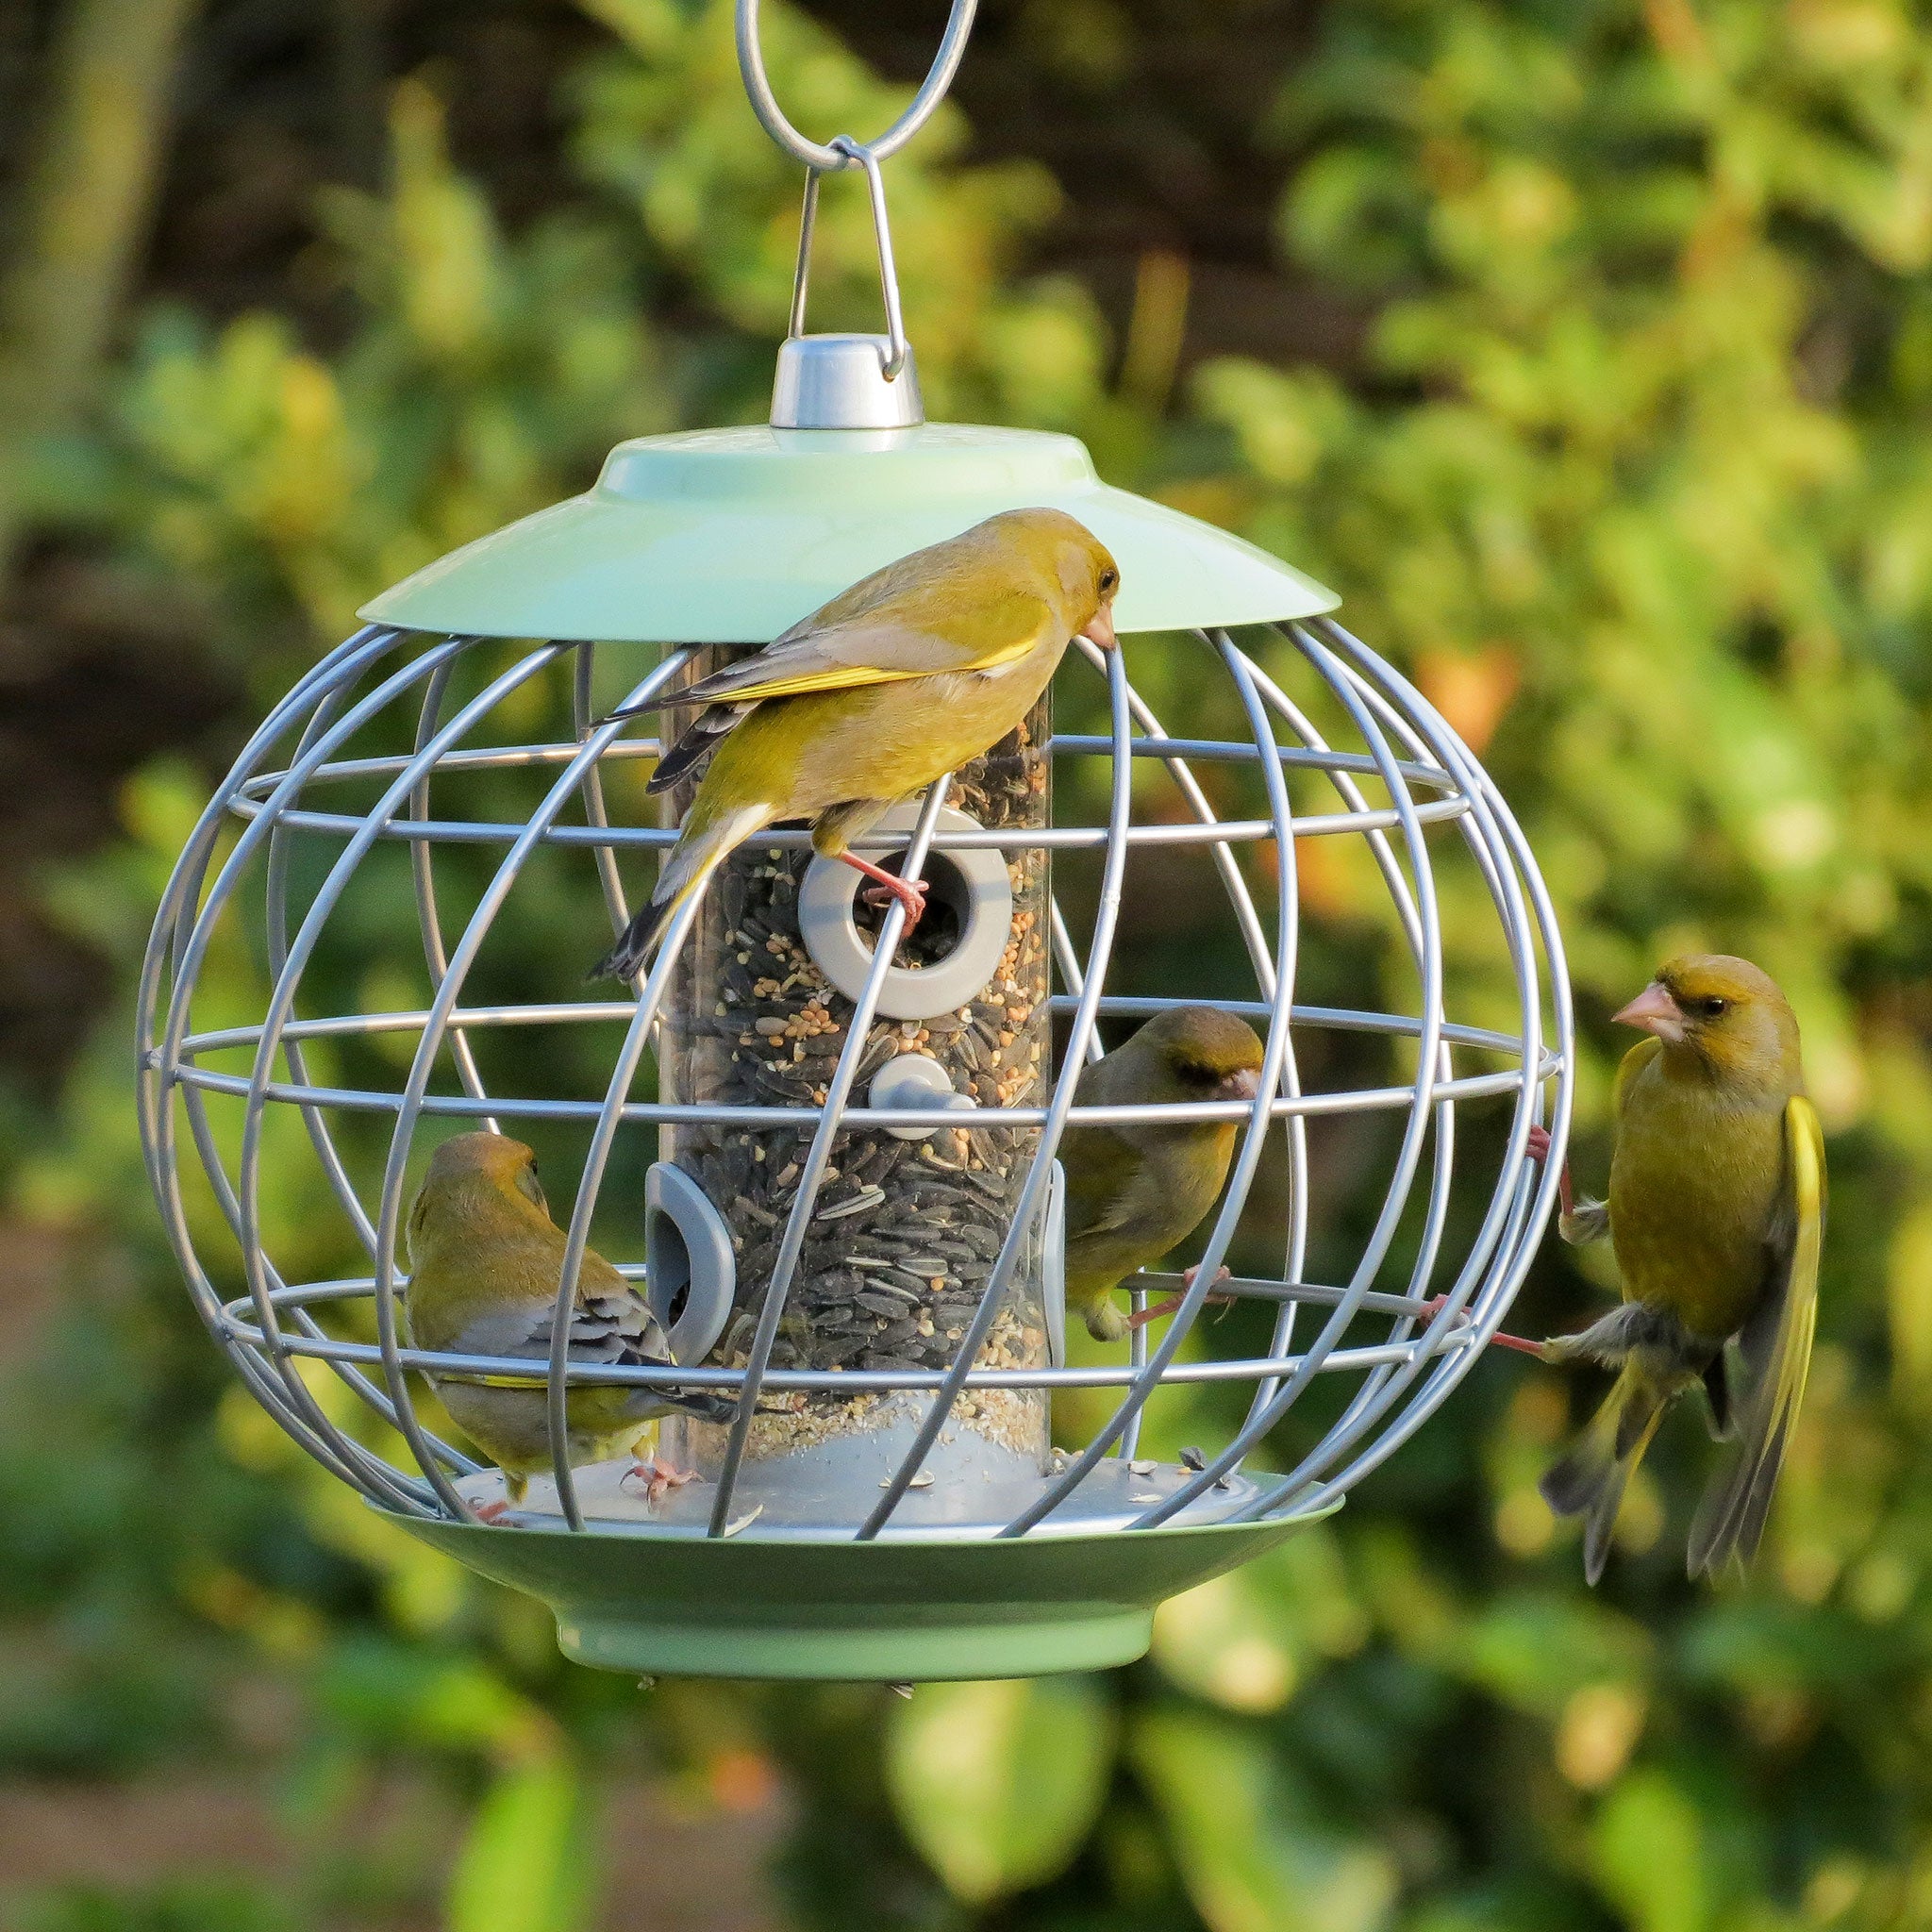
1124, 1264, 1238, 1332
475, 1499, 513, 1524
1416, 1293, 1547, 1356
624, 1458, 700, 1506
841, 854, 929, 930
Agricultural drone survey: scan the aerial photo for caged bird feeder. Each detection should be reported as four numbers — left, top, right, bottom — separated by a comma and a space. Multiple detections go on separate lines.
139, 0, 1574, 1682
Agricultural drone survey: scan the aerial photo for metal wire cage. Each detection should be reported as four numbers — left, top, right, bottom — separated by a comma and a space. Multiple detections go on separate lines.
137, 591, 1571, 1679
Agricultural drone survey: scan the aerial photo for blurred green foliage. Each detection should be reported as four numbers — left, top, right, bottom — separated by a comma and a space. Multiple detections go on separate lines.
7, 0, 1932, 1928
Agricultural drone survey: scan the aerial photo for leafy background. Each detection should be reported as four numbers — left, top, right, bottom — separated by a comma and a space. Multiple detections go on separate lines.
0, 0, 1927, 1926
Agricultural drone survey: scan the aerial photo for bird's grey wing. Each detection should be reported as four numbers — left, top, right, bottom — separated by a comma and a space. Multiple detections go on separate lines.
677, 590, 1058, 705
1687, 1095, 1824, 1577
442, 1289, 665, 1372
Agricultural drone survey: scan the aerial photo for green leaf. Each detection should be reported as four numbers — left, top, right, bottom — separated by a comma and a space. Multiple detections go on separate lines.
883, 1676, 1116, 1904
446, 1754, 592, 1932
1590, 1771, 1707, 1932
1133, 1708, 1396, 1932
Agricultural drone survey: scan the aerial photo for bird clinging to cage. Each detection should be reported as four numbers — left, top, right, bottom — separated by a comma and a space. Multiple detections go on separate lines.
590, 507, 1119, 983
405, 1132, 728, 1517
1535, 956, 1824, 1585
1057, 1006, 1267, 1343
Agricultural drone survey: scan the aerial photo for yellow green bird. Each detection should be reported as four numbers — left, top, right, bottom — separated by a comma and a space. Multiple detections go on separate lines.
591, 507, 1119, 981
1058, 1007, 1266, 1343
404, 1132, 724, 1517
1538, 956, 1825, 1584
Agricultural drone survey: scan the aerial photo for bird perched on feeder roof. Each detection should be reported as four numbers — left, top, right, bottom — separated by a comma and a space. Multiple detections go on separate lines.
405, 1132, 727, 1518
1535, 956, 1824, 1585
1058, 1006, 1267, 1343
590, 507, 1119, 983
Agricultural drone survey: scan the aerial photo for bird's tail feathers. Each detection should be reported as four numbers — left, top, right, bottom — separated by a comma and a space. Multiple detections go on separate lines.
625, 1385, 733, 1425
1687, 1354, 1808, 1580
1541, 1366, 1667, 1587
590, 803, 770, 983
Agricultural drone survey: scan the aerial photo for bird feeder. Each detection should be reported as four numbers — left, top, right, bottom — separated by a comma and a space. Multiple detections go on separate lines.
139, 0, 1573, 1682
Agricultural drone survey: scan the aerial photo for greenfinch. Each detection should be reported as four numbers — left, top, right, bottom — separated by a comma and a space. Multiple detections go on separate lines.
1058, 1007, 1266, 1343
404, 1132, 724, 1515
591, 508, 1119, 981
1538, 956, 1825, 1584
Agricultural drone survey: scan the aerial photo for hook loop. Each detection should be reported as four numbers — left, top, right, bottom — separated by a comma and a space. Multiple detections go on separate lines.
736, 0, 977, 172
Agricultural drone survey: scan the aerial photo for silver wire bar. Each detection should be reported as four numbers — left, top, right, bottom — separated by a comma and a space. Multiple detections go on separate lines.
245, 641, 573, 1521
1225, 633, 1548, 1494
1224, 617, 1574, 1519
1060, 639, 1313, 1402
997, 637, 1309, 1535
240, 1270, 1456, 1325
137, 624, 399, 1426
548, 888, 710, 1530
221, 800, 1474, 849
177, 1000, 1546, 1065
217, 1324, 1479, 1390
249, 669, 479, 1474
166, 1059, 1540, 1124
369, 645, 701, 1526
162, 633, 487, 1514
574, 641, 638, 944
227, 730, 1454, 792
708, 778, 958, 1533
859, 645, 1138, 1540
1124, 627, 1452, 1531
408, 657, 499, 1130
1049, 733, 1455, 788
1219, 634, 1457, 1447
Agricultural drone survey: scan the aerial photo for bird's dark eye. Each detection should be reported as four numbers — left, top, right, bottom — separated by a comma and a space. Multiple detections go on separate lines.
1098, 568, 1118, 593
1693, 996, 1728, 1018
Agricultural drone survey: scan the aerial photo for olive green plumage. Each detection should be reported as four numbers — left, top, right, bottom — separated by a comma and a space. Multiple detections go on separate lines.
1058, 1007, 1266, 1343
592, 507, 1120, 981
404, 1132, 723, 1503
1540, 955, 1825, 1585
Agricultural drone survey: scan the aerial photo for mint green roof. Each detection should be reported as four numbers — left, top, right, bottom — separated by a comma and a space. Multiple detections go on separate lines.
358, 423, 1338, 642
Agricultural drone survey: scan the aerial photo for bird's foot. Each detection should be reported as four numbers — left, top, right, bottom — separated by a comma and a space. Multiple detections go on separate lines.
624, 1458, 701, 1506
1524, 1123, 1579, 1224
1416, 1292, 1546, 1357
1124, 1266, 1238, 1332
475, 1499, 514, 1524
841, 854, 929, 931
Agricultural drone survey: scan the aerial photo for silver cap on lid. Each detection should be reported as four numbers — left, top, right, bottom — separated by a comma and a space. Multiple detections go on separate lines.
771, 333, 924, 430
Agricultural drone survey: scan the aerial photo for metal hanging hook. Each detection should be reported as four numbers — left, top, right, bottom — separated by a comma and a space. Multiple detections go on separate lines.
741, 0, 974, 409
735, 0, 977, 172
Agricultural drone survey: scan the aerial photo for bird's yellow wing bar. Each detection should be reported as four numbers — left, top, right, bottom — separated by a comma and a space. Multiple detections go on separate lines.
1687, 1093, 1824, 1578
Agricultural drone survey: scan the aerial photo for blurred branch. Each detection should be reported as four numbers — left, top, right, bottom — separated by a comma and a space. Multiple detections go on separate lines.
0, 0, 200, 596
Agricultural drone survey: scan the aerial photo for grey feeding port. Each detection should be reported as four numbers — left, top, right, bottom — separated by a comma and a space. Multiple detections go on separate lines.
644, 1161, 737, 1366
798, 801, 1014, 1021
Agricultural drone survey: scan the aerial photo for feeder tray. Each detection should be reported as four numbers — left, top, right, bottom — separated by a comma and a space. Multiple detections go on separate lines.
388, 1465, 1337, 1681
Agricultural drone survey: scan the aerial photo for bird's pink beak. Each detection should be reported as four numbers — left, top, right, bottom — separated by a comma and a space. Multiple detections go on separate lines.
1080, 607, 1119, 652
1220, 1066, 1261, 1101
1612, 981, 1686, 1043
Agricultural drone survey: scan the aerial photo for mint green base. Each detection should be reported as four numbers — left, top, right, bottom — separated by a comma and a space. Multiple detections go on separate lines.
384, 1506, 1338, 1682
